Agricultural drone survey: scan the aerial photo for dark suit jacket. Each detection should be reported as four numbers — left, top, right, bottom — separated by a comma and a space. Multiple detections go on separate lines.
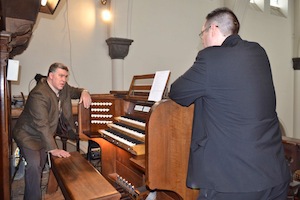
13, 78, 84, 152
169, 35, 290, 192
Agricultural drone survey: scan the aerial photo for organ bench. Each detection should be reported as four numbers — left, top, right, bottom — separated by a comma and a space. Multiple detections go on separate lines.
46, 151, 121, 200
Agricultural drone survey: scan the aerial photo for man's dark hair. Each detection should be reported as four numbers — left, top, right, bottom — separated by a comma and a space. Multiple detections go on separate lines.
47, 62, 69, 76
206, 7, 240, 36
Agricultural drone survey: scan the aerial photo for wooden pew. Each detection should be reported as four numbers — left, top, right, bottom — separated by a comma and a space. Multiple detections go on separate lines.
46, 151, 121, 200
282, 136, 300, 199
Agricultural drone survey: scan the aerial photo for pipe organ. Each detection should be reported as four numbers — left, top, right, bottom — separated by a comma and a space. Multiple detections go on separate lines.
78, 74, 199, 199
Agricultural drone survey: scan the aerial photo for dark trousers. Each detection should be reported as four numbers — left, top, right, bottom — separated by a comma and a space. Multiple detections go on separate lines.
198, 181, 290, 200
20, 147, 47, 200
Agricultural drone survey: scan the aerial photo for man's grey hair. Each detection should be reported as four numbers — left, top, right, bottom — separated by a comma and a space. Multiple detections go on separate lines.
47, 63, 69, 76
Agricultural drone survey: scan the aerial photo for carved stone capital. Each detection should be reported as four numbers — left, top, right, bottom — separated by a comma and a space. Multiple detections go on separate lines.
293, 57, 300, 70
106, 37, 134, 59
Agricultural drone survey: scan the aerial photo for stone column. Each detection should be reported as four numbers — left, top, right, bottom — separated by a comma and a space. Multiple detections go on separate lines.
293, 58, 300, 138
293, 0, 300, 138
105, 0, 133, 91
106, 37, 133, 90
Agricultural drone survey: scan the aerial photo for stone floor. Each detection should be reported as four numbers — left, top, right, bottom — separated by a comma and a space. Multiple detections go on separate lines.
11, 165, 64, 200
10, 138, 86, 200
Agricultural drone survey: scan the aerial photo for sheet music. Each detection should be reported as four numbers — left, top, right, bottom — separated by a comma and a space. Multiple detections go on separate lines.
148, 70, 170, 102
7, 59, 19, 81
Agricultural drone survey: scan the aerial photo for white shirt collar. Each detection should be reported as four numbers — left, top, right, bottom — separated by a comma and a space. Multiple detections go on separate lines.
47, 79, 59, 97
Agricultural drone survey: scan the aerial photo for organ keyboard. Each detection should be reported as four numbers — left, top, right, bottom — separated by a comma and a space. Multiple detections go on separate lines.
115, 116, 146, 130
78, 74, 199, 199
107, 123, 145, 141
100, 129, 144, 155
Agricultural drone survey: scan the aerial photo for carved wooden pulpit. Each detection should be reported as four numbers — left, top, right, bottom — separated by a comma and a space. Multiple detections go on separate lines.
0, 1, 60, 198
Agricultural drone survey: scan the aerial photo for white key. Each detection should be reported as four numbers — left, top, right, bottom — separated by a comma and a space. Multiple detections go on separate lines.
109, 124, 144, 139
100, 130, 136, 147
118, 117, 146, 128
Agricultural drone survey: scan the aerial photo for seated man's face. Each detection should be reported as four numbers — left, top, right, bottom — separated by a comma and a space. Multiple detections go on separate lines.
49, 68, 69, 91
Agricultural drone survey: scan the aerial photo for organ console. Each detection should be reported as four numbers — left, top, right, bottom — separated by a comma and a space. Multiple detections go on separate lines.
78, 74, 199, 199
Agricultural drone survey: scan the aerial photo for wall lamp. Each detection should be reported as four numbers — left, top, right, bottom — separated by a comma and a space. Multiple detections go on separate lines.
41, 0, 47, 6
100, 0, 112, 22
101, 0, 108, 5
39, 0, 61, 14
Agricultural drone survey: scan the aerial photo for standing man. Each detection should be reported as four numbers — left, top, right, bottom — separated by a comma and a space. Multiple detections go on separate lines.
169, 7, 291, 200
12, 62, 92, 200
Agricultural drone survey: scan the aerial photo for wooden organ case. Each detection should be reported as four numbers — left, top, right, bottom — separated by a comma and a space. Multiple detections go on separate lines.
78, 74, 199, 200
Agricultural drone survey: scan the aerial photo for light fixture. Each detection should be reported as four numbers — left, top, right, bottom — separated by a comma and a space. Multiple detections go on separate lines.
41, 0, 47, 6
102, 9, 112, 22
101, 0, 107, 5
39, 0, 61, 15
100, 0, 112, 22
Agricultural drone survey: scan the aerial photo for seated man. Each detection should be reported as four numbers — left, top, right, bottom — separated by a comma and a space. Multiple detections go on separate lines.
12, 62, 92, 200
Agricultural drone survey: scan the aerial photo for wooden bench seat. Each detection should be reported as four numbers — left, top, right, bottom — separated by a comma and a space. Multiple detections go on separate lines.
46, 151, 121, 200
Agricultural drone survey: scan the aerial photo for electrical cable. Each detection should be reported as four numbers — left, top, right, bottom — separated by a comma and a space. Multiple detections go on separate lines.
65, 0, 80, 87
